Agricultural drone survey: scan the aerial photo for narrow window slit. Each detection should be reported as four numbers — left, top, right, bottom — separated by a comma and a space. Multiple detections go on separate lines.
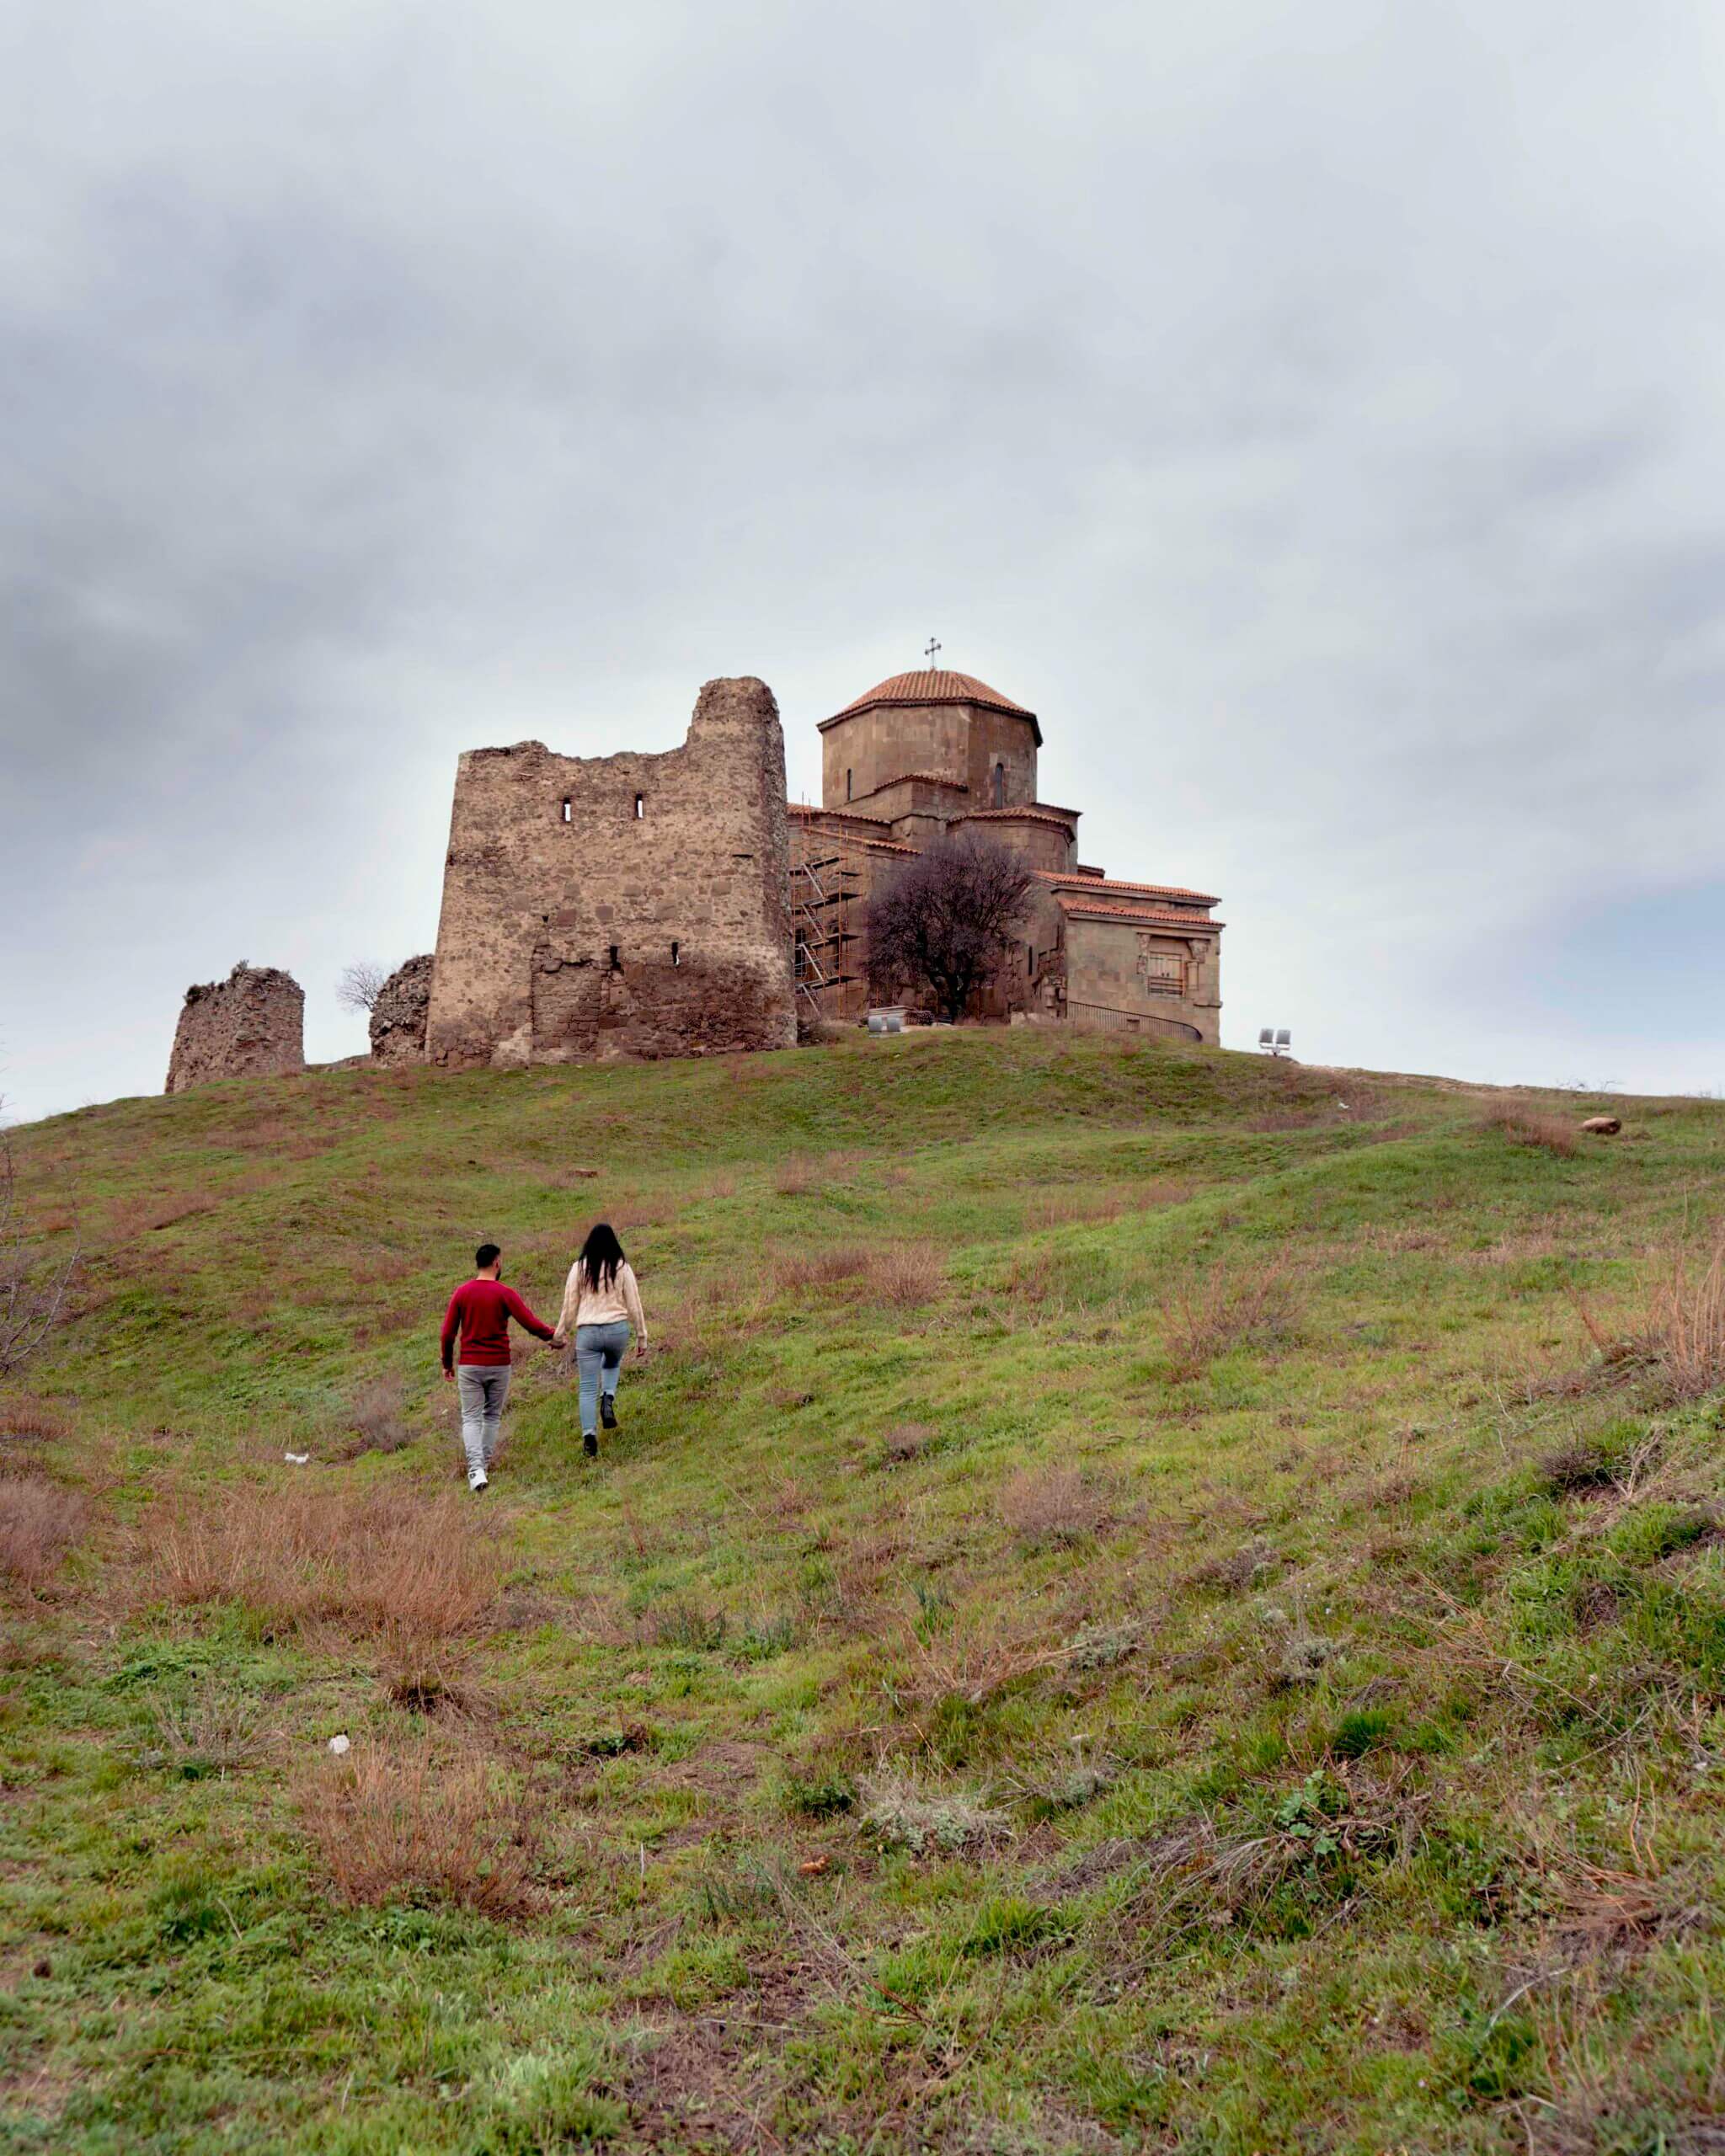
671, 941, 681, 966
634, 793, 644, 819
560, 798, 572, 823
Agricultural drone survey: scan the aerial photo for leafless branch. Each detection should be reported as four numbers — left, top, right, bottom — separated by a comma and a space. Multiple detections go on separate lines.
336, 960, 389, 1016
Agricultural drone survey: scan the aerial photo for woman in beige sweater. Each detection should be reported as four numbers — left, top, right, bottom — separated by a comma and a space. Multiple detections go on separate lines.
552, 1222, 649, 1458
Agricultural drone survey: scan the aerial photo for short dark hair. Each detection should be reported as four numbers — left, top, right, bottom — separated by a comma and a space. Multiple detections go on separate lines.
475, 1242, 501, 1269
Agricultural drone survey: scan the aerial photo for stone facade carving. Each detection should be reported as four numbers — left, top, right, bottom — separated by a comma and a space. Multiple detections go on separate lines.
368, 954, 435, 1066
425, 675, 797, 1069
165, 963, 305, 1093
791, 669, 1223, 1043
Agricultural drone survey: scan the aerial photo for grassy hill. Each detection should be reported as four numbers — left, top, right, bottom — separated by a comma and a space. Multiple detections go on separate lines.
3, 1030, 1725, 2153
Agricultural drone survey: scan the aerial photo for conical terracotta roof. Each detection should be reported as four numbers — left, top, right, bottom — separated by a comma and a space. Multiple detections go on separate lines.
823, 668, 1039, 741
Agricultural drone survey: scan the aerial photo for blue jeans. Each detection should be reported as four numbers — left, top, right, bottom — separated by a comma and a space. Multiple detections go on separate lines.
575, 1321, 631, 1434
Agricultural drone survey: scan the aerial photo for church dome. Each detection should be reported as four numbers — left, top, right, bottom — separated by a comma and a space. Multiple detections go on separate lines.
824, 668, 1039, 742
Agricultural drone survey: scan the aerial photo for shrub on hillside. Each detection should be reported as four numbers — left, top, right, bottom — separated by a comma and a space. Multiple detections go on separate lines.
138, 1692, 267, 1777
1637, 1236, 1725, 1403
777, 1247, 869, 1293
1164, 1257, 1302, 1380
1539, 1422, 1652, 1495
152, 1483, 501, 1642
859, 1769, 1010, 1855
774, 1154, 821, 1197
1000, 1464, 1110, 1550
1481, 1102, 1579, 1158
302, 1738, 538, 1915
0, 1476, 88, 1592
877, 1422, 937, 1467
636, 1595, 727, 1651
867, 1243, 944, 1310
0, 1394, 72, 1444
336, 1374, 414, 1459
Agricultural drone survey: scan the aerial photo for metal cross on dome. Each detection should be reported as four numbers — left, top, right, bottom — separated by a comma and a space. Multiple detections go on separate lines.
924, 637, 942, 669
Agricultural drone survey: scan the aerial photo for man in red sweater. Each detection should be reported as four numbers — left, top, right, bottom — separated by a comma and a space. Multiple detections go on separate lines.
441, 1243, 556, 1492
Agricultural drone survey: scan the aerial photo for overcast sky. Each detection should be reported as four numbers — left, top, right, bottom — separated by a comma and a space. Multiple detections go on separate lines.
4, 0, 1723, 1123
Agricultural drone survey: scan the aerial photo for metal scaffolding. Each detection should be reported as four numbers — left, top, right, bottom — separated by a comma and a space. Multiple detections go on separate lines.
793, 851, 861, 1010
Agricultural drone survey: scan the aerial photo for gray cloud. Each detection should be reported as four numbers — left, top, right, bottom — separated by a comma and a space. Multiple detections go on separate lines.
4, 0, 1725, 1118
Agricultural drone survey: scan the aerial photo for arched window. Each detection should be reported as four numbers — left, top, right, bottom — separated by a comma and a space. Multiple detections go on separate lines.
991, 762, 1005, 808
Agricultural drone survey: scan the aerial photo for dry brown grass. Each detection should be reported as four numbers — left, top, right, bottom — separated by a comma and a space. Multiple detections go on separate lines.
1000, 1464, 1111, 1549
332, 1374, 415, 1459
859, 1769, 1011, 1855
894, 1612, 1072, 1713
0, 1476, 88, 1591
138, 1691, 269, 1774
1636, 1235, 1725, 1403
1163, 1257, 1303, 1380
1123, 1769, 1422, 1948
866, 1242, 944, 1309
1025, 1188, 1129, 1230
774, 1153, 822, 1198
152, 1482, 502, 1643
0, 1393, 72, 1444
1481, 1101, 1580, 1158
1024, 1179, 1196, 1231
879, 1422, 936, 1465
776, 1241, 943, 1309
776, 1246, 870, 1294
380, 1631, 487, 1720
104, 1189, 218, 1241
301, 1737, 538, 1914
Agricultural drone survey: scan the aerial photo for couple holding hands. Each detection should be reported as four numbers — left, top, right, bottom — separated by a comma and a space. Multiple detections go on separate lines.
439, 1222, 648, 1489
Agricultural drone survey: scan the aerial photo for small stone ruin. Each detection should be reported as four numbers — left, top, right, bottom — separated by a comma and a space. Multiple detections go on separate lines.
368, 953, 435, 1066
165, 963, 305, 1094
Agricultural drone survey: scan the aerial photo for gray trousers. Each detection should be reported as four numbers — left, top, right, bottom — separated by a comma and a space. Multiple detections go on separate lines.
456, 1364, 510, 1477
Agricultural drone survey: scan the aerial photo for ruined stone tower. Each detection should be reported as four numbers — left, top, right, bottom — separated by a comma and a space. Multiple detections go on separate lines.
425, 675, 798, 1069
165, 963, 306, 1092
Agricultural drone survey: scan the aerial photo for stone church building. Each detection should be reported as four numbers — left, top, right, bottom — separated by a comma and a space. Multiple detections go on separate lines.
410, 663, 1220, 1075
159, 664, 1221, 1092
790, 668, 1222, 1044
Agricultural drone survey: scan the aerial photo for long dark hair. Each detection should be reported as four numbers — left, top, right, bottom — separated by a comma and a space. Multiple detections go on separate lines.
579, 1221, 625, 1292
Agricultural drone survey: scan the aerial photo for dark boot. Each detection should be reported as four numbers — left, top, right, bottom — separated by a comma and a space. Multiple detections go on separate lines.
583, 1431, 598, 1460
600, 1394, 618, 1431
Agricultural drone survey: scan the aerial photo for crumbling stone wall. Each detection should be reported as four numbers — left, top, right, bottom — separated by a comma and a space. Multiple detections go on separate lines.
426, 676, 798, 1069
165, 963, 305, 1093
369, 954, 434, 1066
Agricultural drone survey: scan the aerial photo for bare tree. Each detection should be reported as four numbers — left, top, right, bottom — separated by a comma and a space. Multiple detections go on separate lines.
865, 836, 1033, 1023
336, 961, 389, 1016
0, 1136, 78, 1377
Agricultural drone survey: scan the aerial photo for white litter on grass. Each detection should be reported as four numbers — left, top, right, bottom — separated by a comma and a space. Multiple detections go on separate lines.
328, 1734, 350, 1757
284, 1452, 310, 1465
